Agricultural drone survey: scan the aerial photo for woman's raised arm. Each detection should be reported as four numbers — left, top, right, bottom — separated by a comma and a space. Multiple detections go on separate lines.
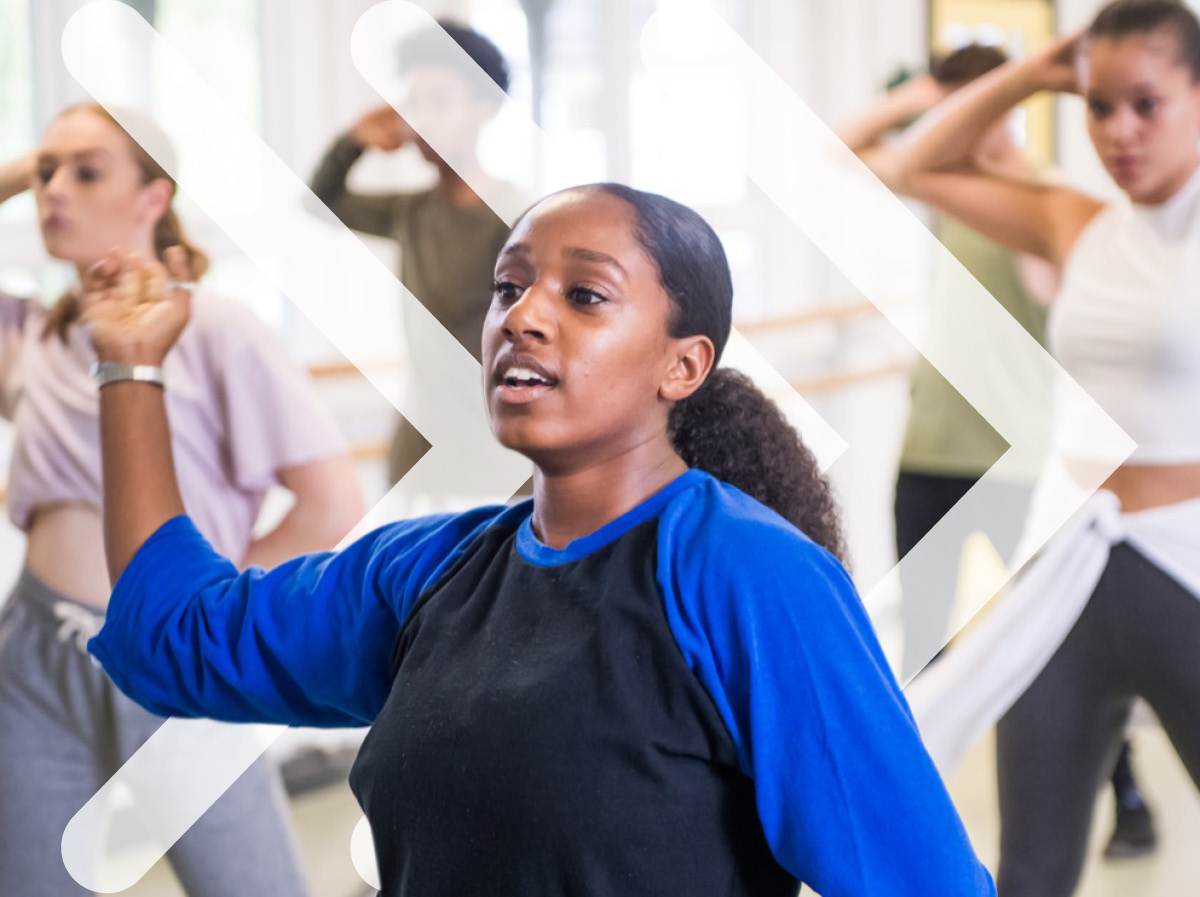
82, 251, 507, 725
0, 152, 34, 206
83, 250, 192, 578
895, 34, 1104, 264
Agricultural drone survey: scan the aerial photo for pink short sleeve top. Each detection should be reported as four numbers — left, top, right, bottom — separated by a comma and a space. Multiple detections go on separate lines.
0, 288, 349, 561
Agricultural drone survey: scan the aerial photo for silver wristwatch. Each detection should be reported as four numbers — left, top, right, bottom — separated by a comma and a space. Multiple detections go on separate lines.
89, 361, 167, 389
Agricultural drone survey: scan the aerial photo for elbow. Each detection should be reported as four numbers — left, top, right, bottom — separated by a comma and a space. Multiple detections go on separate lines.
329, 467, 366, 543
891, 153, 944, 203
285, 455, 366, 549
312, 474, 366, 547
285, 498, 362, 552
326, 492, 367, 545
890, 149, 920, 195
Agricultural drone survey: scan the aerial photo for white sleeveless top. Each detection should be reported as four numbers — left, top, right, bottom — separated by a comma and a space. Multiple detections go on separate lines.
908, 169, 1200, 775
1050, 165, 1200, 464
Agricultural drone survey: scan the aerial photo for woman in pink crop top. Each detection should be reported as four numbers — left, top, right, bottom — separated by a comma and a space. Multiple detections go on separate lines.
0, 105, 363, 895
895, 2, 1200, 895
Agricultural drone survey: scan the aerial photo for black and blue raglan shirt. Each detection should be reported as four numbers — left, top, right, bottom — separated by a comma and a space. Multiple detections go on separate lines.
89, 469, 995, 897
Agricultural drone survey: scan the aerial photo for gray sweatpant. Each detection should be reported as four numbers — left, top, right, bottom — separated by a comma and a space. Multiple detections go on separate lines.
0, 569, 311, 896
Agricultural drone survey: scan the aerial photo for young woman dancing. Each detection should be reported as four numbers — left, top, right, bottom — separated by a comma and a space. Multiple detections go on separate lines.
898, 1, 1200, 893
0, 104, 363, 896
80, 183, 994, 896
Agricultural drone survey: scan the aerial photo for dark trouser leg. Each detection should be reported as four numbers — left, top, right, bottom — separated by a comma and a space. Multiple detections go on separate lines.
1108, 544, 1200, 789
894, 471, 976, 680
995, 558, 1132, 897
1110, 742, 1135, 796
895, 471, 1033, 680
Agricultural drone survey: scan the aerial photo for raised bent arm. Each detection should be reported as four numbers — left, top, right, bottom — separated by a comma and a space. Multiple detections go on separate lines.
83, 251, 192, 579
82, 252, 504, 726
307, 132, 400, 238
836, 75, 947, 191
894, 36, 1104, 265
0, 152, 34, 205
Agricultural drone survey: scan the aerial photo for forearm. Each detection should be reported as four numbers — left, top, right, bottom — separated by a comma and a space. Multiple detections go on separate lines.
898, 63, 1041, 176
0, 152, 34, 205
308, 132, 364, 205
838, 91, 927, 155
306, 133, 399, 236
99, 381, 186, 582
239, 455, 364, 569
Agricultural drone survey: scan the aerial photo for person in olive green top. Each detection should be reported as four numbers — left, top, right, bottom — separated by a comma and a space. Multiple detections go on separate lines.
309, 20, 521, 485
839, 43, 1157, 860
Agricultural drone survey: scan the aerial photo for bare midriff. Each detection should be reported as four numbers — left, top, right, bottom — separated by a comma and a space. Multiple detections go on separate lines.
1065, 461, 1200, 513
24, 503, 112, 609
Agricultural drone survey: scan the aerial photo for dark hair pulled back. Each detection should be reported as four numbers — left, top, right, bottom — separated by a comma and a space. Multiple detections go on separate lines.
930, 43, 1009, 86
588, 183, 847, 562
398, 19, 511, 95
1089, 0, 1200, 80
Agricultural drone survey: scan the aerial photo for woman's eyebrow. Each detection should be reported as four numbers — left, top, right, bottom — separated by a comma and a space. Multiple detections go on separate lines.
72, 148, 116, 163
497, 242, 629, 280
1087, 81, 1158, 100
498, 242, 531, 261
37, 147, 114, 164
562, 246, 627, 278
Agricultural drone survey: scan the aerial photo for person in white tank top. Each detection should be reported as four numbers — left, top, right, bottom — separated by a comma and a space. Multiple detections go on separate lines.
894, 2, 1200, 895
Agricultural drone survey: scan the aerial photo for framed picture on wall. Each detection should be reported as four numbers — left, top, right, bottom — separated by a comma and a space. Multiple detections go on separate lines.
928, 0, 1057, 164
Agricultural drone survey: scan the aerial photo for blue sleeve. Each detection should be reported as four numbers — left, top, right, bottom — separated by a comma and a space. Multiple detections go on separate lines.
88, 507, 503, 727
657, 487, 995, 897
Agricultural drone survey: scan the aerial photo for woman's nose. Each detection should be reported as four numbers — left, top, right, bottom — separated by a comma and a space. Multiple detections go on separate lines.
42, 167, 71, 201
502, 286, 554, 342
1104, 106, 1140, 144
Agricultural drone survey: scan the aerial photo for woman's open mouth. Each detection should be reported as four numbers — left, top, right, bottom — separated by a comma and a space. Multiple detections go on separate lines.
492, 356, 559, 405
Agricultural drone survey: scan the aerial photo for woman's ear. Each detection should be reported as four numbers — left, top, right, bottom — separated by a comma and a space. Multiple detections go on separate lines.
138, 178, 174, 228
660, 334, 715, 403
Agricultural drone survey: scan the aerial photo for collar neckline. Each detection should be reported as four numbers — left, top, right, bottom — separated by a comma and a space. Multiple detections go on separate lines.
516, 468, 705, 567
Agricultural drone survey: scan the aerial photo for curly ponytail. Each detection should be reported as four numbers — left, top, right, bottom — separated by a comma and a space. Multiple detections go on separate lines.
588, 183, 847, 561
669, 369, 846, 562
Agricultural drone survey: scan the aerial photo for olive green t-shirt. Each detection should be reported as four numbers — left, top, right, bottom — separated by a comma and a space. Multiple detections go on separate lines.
309, 134, 515, 362
309, 134, 518, 482
898, 215, 1048, 478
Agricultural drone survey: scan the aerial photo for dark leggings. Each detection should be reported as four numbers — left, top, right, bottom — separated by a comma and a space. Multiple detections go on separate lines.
996, 542, 1200, 897
894, 470, 1032, 679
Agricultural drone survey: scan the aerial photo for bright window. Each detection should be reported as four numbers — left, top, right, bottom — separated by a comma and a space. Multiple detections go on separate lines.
0, 0, 34, 227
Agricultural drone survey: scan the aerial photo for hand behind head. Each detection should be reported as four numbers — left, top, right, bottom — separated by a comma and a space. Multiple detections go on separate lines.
1029, 31, 1086, 95
352, 104, 409, 152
